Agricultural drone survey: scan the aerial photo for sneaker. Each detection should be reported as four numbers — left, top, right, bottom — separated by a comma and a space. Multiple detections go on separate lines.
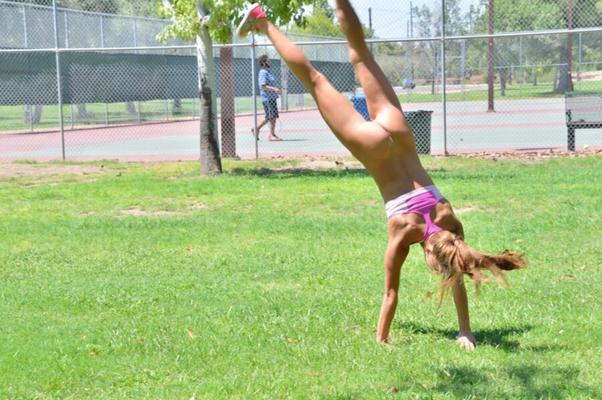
236, 3, 266, 38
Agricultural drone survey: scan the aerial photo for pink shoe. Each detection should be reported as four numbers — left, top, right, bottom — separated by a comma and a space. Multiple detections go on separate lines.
236, 3, 266, 38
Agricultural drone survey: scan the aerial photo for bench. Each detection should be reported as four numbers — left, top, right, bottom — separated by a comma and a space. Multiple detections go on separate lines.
565, 92, 602, 151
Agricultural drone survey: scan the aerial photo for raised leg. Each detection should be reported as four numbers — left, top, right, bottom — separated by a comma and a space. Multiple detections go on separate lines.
256, 19, 372, 150
335, 0, 410, 136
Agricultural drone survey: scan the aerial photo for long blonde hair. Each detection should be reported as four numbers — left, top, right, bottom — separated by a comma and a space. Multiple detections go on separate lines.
424, 231, 526, 300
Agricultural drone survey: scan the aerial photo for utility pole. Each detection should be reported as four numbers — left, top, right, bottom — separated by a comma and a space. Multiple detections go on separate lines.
410, 1, 414, 38
487, 0, 495, 112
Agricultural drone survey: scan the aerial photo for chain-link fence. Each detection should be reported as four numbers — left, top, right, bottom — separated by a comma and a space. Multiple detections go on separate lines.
1, 0, 602, 161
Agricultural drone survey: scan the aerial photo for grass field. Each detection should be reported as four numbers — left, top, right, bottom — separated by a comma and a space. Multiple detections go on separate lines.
1, 155, 601, 399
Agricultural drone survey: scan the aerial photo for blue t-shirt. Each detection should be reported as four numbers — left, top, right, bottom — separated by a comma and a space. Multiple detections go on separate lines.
258, 68, 279, 103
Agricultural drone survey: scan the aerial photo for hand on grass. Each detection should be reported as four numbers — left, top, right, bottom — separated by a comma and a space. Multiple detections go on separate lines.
456, 332, 477, 351
378, 340, 398, 350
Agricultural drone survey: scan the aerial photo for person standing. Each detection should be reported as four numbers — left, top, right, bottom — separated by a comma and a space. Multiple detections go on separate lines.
253, 54, 283, 141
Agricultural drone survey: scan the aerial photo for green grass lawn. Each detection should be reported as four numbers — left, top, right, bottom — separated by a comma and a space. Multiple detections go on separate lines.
1, 156, 601, 399
0, 100, 198, 133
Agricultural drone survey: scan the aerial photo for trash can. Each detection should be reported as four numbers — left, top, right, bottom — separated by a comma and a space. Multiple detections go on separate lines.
404, 110, 433, 155
350, 94, 433, 154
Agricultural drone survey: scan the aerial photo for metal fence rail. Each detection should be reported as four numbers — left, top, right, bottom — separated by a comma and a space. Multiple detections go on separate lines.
1, 0, 601, 161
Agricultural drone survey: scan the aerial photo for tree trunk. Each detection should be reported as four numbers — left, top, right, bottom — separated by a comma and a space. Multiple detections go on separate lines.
431, 47, 437, 95
196, 4, 222, 175
24, 105, 44, 125
555, 0, 574, 93
220, 46, 237, 158
76, 104, 91, 119
500, 67, 507, 96
173, 98, 182, 115
126, 102, 137, 114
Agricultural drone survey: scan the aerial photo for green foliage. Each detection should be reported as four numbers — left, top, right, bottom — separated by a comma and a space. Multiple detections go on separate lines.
288, 0, 374, 39
291, 7, 344, 38
55, 0, 162, 16
475, 0, 562, 32
159, 0, 315, 44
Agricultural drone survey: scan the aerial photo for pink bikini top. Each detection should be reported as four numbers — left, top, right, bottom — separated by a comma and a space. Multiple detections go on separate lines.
384, 185, 445, 242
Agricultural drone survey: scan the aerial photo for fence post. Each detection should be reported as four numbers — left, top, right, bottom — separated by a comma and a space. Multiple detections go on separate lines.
281, 61, 289, 111
64, 12, 69, 48
441, 0, 448, 155
52, 0, 66, 160
133, 19, 138, 47
100, 15, 105, 48
251, 34, 258, 160
460, 39, 466, 100
577, 32, 582, 81
22, 4, 28, 47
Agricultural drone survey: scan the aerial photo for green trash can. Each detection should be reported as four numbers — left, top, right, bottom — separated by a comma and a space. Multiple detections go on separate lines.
350, 95, 433, 154
404, 110, 433, 155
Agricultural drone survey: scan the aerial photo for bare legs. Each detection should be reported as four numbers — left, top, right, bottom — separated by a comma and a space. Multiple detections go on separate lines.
256, 19, 371, 151
335, 0, 410, 136
253, 118, 278, 140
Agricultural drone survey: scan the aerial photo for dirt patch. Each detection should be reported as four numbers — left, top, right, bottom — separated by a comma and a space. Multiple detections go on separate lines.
119, 202, 207, 217
461, 149, 602, 162
455, 206, 479, 214
0, 162, 107, 178
269, 158, 364, 171
296, 159, 363, 170
188, 202, 208, 210
120, 206, 181, 217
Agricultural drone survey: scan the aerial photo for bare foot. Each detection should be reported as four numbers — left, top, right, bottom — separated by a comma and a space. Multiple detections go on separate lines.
268, 135, 283, 142
376, 338, 398, 349
456, 332, 477, 351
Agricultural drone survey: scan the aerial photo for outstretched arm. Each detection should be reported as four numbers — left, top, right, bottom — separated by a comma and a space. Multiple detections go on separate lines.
452, 278, 476, 350
376, 239, 408, 343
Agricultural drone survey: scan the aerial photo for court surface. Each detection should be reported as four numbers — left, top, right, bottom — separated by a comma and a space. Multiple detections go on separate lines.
2, 98, 601, 161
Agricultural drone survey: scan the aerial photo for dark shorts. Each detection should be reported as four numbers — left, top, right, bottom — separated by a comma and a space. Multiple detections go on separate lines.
262, 99, 279, 120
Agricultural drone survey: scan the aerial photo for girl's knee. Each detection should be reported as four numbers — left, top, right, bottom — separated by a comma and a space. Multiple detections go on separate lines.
309, 70, 325, 85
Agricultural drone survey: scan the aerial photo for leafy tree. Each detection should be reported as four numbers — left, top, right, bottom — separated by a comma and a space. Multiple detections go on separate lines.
471, 0, 602, 94
312, 0, 334, 19
548, 0, 602, 92
289, 0, 373, 38
160, 0, 315, 175
290, 6, 343, 37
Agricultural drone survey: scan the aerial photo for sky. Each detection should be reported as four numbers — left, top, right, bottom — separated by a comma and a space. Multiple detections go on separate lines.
326, 0, 480, 38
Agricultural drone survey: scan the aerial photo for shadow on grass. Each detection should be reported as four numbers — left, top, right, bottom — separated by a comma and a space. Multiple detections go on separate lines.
397, 321, 566, 353
228, 167, 370, 179
430, 364, 600, 399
